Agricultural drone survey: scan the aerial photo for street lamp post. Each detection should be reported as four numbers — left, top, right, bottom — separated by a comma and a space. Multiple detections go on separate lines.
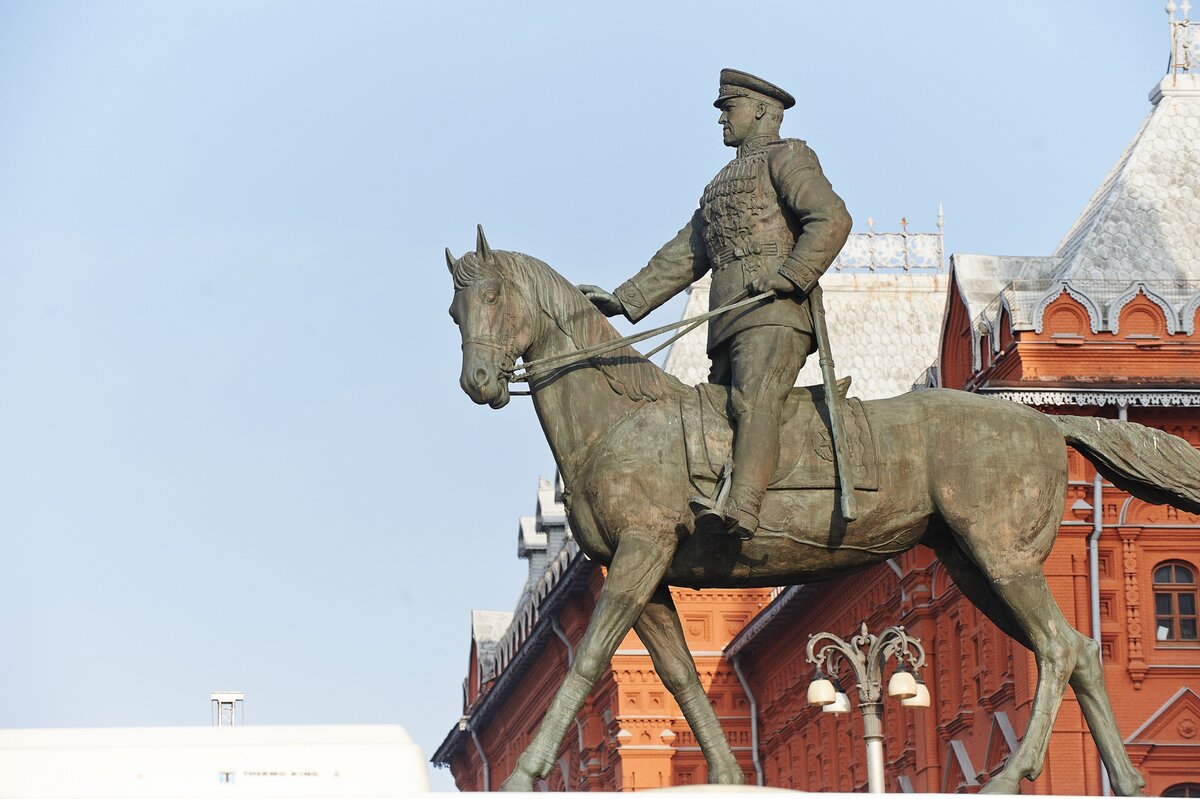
805, 623, 929, 793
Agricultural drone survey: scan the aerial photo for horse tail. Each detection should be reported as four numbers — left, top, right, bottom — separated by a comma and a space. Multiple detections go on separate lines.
1054, 415, 1200, 514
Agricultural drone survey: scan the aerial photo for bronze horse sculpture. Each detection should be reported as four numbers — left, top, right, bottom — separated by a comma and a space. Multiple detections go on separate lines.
448, 228, 1200, 794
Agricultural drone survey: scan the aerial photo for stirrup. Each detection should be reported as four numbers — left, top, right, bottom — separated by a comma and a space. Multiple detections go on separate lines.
690, 459, 734, 534
723, 498, 758, 540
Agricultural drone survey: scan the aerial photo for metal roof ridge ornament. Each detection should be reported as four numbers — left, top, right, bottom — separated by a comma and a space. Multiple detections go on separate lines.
1167, 0, 1195, 80
829, 212, 944, 273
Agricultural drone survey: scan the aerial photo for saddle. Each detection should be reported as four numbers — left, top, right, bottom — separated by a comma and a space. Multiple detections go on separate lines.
679, 377, 879, 496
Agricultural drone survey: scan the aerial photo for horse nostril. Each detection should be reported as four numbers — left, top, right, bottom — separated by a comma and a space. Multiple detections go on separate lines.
474, 368, 489, 387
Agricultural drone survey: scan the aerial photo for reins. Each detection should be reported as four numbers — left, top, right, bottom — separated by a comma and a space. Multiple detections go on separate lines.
508, 289, 774, 392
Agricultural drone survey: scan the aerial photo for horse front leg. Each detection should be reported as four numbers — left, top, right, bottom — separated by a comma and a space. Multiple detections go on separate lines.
500, 531, 675, 791
635, 586, 746, 785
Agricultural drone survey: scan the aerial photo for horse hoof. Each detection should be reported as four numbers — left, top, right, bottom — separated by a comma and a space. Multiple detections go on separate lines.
499, 770, 536, 792
980, 775, 1021, 795
709, 769, 747, 786
1110, 774, 1147, 796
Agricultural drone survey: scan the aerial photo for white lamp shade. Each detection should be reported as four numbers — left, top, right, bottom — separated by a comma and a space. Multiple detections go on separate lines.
822, 691, 851, 714
887, 669, 918, 699
807, 678, 836, 706
901, 683, 931, 708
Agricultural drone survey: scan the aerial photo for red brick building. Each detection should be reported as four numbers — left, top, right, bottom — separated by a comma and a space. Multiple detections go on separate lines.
434, 69, 1200, 794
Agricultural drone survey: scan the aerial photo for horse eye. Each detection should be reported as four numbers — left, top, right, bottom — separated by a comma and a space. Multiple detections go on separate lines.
483, 290, 498, 304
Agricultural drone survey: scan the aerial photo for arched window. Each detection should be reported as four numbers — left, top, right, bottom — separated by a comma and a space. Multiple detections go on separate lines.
1154, 561, 1198, 643
1163, 783, 1200, 797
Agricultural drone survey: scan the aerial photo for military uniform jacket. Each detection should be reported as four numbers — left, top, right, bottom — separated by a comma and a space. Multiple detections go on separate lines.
615, 137, 851, 353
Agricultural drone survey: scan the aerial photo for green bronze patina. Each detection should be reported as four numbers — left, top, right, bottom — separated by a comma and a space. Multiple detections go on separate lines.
441, 70, 1200, 794
581, 69, 851, 539
447, 232, 1200, 793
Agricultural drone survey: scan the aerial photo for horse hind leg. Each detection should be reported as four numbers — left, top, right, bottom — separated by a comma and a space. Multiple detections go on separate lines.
634, 586, 746, 785
1067, 632, 1146, 795
934, 534, 1144, 794
981, 569, 1090, 794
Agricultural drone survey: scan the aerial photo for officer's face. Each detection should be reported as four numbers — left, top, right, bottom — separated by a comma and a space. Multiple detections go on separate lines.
718, 97, 758, 147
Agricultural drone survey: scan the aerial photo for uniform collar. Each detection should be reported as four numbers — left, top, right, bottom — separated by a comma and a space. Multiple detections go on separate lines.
737, 134, 778, 158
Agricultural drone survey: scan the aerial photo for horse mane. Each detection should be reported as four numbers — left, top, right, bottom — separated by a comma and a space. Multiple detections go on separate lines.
454, 249, 686, 402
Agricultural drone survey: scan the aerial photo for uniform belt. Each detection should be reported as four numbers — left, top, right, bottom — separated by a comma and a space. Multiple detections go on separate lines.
711, 241, 788, 269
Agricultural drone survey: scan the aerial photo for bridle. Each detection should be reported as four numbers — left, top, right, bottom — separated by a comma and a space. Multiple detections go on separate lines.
459, 272, 522, 383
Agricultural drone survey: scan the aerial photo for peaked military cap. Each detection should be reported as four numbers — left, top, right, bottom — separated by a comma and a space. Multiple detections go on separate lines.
714, 68, 795, 110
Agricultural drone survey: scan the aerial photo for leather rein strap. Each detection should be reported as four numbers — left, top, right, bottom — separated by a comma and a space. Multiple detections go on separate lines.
509, 290, 774, 388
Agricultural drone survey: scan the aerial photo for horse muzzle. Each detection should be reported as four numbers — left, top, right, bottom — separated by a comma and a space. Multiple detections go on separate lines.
459, 348, 511, 409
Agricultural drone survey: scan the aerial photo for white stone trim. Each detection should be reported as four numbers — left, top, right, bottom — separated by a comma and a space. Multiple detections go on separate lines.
970, 322, 987, 372
1032, 281, 1103, 334
1107, 282, 1179, 335
1125, 686, 1200, 743
978, 388, 1200, 407
1118, 496, 1136, 526
1183, 292, 1200, 336
996, 294, 1017, 351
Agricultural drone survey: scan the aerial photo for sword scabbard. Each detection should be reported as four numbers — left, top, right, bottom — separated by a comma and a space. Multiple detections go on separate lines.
809, 284, 858, 522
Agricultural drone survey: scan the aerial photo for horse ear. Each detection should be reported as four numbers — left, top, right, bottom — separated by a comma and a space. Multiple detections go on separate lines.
445, 247, 456, 273
476, 224, 492, 260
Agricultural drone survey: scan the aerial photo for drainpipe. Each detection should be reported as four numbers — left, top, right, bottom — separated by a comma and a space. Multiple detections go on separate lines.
552, 617, 575, 665
731, 655, 764, 786
553, 617, 583, 786
1088, 470, 1112, 797
886, 558, 908, 603
471, 728, 491, 792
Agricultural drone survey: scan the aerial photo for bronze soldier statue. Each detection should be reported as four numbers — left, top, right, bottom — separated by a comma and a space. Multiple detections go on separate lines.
581, 68, 852, 538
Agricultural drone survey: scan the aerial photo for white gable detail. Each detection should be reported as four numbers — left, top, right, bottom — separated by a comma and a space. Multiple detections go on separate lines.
1106, 282, 1180, 335
1031, 281, 1103, 334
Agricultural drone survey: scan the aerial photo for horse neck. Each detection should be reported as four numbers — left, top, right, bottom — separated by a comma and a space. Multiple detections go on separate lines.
525, 313, 647, 483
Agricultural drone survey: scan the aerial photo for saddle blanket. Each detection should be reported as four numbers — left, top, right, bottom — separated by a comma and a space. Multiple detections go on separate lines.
679, 378, 879, 493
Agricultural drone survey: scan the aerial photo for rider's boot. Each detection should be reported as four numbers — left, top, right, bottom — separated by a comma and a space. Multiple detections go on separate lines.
720, 409, 781, 539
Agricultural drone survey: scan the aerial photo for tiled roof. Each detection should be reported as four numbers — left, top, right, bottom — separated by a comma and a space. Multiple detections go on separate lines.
471, 609, 513, 684
1053, 76, 1200, 282
953, 75, 1200, 339
662, 271, 949, 400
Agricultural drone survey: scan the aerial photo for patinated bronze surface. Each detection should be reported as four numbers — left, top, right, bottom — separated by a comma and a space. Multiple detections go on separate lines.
446, 233, 1200, 793
441, 70, 1194, 795
580, 69, 851, 539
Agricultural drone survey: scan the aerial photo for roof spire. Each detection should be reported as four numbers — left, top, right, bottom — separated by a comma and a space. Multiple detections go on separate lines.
1167, 0, 1196, 77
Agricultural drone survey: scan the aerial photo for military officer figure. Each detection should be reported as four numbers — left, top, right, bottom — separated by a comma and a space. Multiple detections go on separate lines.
581, 69, 851, 539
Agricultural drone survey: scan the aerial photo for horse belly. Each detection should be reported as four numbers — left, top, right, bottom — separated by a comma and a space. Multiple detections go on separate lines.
666, 497, 933, 589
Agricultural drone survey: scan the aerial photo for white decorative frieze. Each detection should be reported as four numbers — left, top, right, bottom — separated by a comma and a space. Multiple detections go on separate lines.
979, 388, 1200, 407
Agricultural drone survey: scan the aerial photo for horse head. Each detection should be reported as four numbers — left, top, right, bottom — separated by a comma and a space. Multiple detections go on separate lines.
446, 225, 535, 409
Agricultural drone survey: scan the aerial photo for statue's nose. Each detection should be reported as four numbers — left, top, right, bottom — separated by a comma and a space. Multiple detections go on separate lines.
460, 360, 493, 401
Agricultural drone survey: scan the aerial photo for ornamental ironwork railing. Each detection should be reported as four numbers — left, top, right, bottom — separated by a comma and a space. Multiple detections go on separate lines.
830, 214, 944, 274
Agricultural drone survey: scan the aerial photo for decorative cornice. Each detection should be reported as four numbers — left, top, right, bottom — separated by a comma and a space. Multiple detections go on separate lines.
978, 387, 1200, 407
724, 584, 819, 659
431, 552, 594, 766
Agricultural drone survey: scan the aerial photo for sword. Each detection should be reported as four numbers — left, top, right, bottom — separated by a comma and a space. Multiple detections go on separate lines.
809, 283, 857, 522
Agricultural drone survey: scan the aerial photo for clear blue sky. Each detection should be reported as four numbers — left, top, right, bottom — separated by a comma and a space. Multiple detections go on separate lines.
0, 1, 1169, 790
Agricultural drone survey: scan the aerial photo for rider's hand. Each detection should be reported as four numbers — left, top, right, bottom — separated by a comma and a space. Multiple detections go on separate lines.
749, 272, 797, 296
577, 284, 625, 317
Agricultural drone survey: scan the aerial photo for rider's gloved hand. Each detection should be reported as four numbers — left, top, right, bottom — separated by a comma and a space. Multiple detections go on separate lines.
577, 285, 625, 317
749, 272, 797, 296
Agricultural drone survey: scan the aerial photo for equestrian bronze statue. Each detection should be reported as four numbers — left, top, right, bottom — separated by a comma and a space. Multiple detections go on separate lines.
442, 71, 1200, 794
581, 69, 851, 540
